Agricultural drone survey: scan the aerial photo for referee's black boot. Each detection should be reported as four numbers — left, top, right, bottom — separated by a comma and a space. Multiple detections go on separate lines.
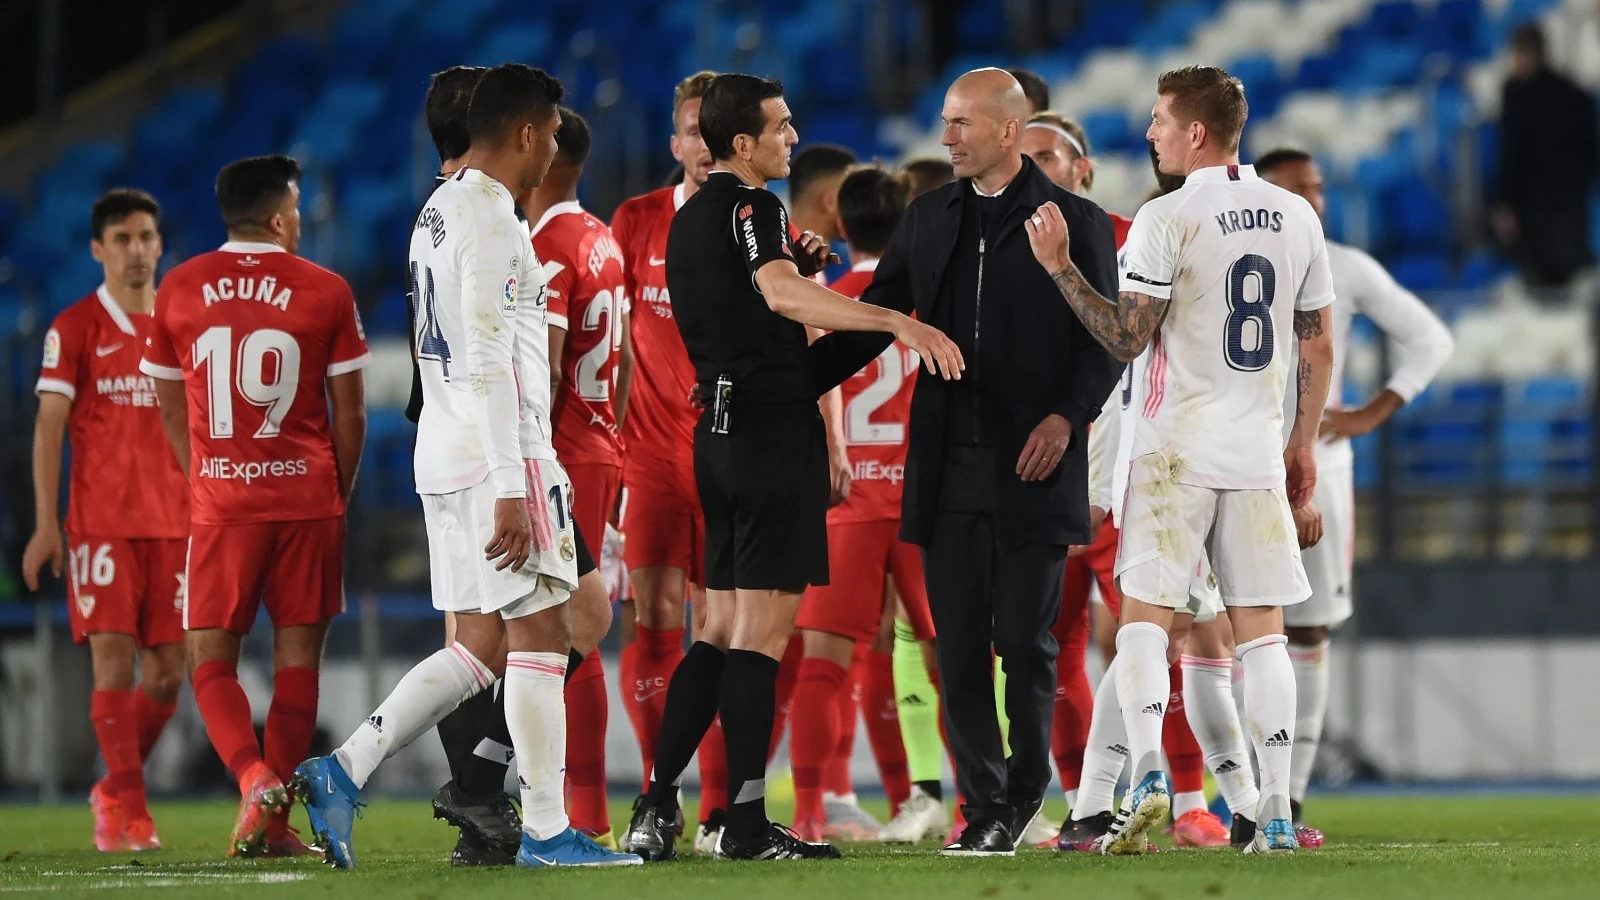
712, 821, 842, 860
623, 797, 680, 862
942, 818, 1016, 857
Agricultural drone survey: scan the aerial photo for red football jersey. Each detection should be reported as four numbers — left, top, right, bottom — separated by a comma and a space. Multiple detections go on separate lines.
611, 185, 698, 480
140, 242, 370, 526
533, 202, 626, 468
826, 261, 917, 525
1111, 212, 1133, 249
36, 286, 190, 538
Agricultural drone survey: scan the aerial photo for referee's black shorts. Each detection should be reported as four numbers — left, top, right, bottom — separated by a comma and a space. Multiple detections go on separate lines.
695, 402, 830, 594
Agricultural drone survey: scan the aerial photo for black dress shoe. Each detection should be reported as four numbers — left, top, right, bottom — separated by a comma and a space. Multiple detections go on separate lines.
1009, 795, 1045, 850
712, 821, 841, 860
941, 818, 1015, 857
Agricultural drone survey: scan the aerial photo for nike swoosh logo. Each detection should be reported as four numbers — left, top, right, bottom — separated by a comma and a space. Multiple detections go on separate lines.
529, 853, 557, 865
633, 688, 667, 703
95, 344, 123, 357
648, 256, 666, 267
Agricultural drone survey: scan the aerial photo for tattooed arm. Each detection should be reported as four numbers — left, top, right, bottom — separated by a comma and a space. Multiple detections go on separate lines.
1026, 201, 1168, 362
1048, 265, 1169, 362
1290, 306, 1334, 452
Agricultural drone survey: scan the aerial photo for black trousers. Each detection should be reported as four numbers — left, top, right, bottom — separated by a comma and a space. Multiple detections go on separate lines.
924, 447, 1067, 823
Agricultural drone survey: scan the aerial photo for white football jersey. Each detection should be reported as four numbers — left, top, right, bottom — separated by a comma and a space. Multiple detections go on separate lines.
1119, 164, 1334, 490
1281, 240, 1453, 470
409, 167, 549, 498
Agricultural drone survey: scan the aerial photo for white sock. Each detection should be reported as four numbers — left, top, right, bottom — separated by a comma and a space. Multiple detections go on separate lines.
1075, 657, 1129, 818
336, 642, 493, 788
1238, 634, 1296, 824
1114, 622, 1170, 783
505, 651, 570, 840
1181, 654, 1260, 817
1173, 790, 1206, 818
1065, 788, 1078, 810
1289, 640, 1330, 804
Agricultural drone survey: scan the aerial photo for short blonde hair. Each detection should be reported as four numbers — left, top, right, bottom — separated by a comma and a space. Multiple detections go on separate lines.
1028, 111, 1094, 192
673, 70, 718, 125
1156, 65, 1248, 153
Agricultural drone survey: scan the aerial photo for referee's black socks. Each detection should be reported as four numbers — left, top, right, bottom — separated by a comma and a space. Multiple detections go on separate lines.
722, 648, 781, 842
644, 641, 727, 819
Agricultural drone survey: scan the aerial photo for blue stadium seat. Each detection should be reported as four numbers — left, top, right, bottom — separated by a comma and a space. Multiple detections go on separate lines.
1387, 254, 1451, 292
470, 20, 555, 66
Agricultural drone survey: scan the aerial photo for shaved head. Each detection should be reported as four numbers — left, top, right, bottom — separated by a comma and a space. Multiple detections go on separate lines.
941, 68, 1028, 190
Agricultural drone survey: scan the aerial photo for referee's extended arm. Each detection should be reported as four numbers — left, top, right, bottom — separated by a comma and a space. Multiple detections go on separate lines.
752, 258, 964, 381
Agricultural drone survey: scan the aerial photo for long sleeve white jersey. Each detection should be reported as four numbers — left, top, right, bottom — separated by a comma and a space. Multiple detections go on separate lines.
1281, 241, 1455, 469
409, 167, 554, 499
1118, 164, 1335, 490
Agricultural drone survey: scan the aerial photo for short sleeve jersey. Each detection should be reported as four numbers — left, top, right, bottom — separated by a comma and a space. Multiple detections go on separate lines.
532, 201, 627, 468
408, 168, 547, 499
665, 171, 813, 404
826, 261, 917, 524
611, 184, 698, 480
37, 287, 189, 538
1118, 164, 1334, 490
140, 242, 370, 525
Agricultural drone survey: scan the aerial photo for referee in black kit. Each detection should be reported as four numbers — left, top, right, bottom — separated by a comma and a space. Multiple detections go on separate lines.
812, 68, 1124, 856
621, 73, 962, 863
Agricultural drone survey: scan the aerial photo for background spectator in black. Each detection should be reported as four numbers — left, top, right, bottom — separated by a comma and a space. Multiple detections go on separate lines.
1492, 23, 1599, 294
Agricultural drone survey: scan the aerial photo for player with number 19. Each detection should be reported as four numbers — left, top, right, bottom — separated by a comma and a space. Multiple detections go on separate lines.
1026, 66, 1335, 855
140, 155, 370, 858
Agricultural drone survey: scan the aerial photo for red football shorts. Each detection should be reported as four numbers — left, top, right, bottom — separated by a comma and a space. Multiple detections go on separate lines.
798, 519, 936, 643
185, 516, 345, 633
65, 535, 186, 648
622, 459, 704, 584
566, 462, 622, 562
1075, 519, 1122, 618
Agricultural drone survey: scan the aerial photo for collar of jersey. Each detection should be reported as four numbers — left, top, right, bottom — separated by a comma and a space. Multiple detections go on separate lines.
95, 284, 139, 335
454, 167, 516, 205
530, 200, 584, 237
850, 257, 880, 273
672, 181, 687, 211
1187, 164, 1258, 183
219, 240, 286, 255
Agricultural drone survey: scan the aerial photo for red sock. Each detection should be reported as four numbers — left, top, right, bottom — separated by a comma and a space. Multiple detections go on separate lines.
635, 625, 684, 783
191, 660, 263, 789
617, 641, 648, 785
768, 635, 804, 762
565, 648, 610, 835
1162, 662, 1205, 795
91, 689, 148, 821
264, 667, 319, 787
861, 648, 910, 814
697, 717, 727, 821
824, 651, 863, 797
790, 656, 847, 826
132, 687, 178, 763
1051, 565, 1093, 795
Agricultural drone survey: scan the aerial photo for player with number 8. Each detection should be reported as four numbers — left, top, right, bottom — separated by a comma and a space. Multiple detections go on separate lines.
140, 155, 370, 858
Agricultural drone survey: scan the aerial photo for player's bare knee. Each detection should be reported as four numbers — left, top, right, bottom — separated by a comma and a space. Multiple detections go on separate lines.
729, 589, 800, 659
504, 600, 572, 657
630, 567, 688, 629
138, 645, 185, 702
801, 628, 855, 666
88, 634, 137, 690
1227, 605, 1285, 647
569, 572, 612, 655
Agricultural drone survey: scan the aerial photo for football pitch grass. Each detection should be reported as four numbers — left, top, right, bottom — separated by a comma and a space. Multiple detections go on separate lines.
1, 794, 1595, 898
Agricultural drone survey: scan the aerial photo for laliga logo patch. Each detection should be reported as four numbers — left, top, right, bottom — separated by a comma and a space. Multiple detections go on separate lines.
77, 591, 95, 619
503, 274, 519, 313
42, 329, 62, 368
560, 534, 575, 562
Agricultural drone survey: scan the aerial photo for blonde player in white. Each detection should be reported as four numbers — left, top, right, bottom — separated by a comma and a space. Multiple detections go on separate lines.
295, 64, 638, 870
1022, 66, 1335, 855
1255, 148, 1453, 846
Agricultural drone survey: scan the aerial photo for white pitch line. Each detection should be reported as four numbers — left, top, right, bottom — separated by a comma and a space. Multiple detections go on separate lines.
4, 872, 309, 891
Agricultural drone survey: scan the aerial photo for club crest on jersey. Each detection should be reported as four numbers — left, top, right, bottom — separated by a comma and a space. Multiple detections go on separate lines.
42, 328, 61, 368
560, 534, 575, 562
77, 591, 95, 619
503, 274, 519, 313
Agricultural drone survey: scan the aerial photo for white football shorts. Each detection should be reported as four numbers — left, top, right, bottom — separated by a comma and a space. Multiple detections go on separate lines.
1115, 451, 1310, 610
1284, 456, 1354, 629
423, 458, 580, 619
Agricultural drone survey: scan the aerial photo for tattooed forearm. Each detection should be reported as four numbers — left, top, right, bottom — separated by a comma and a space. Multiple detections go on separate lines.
1296, 356, 1313, 419
1294, 309, 1324, 339
1050, 265, 1167, 362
